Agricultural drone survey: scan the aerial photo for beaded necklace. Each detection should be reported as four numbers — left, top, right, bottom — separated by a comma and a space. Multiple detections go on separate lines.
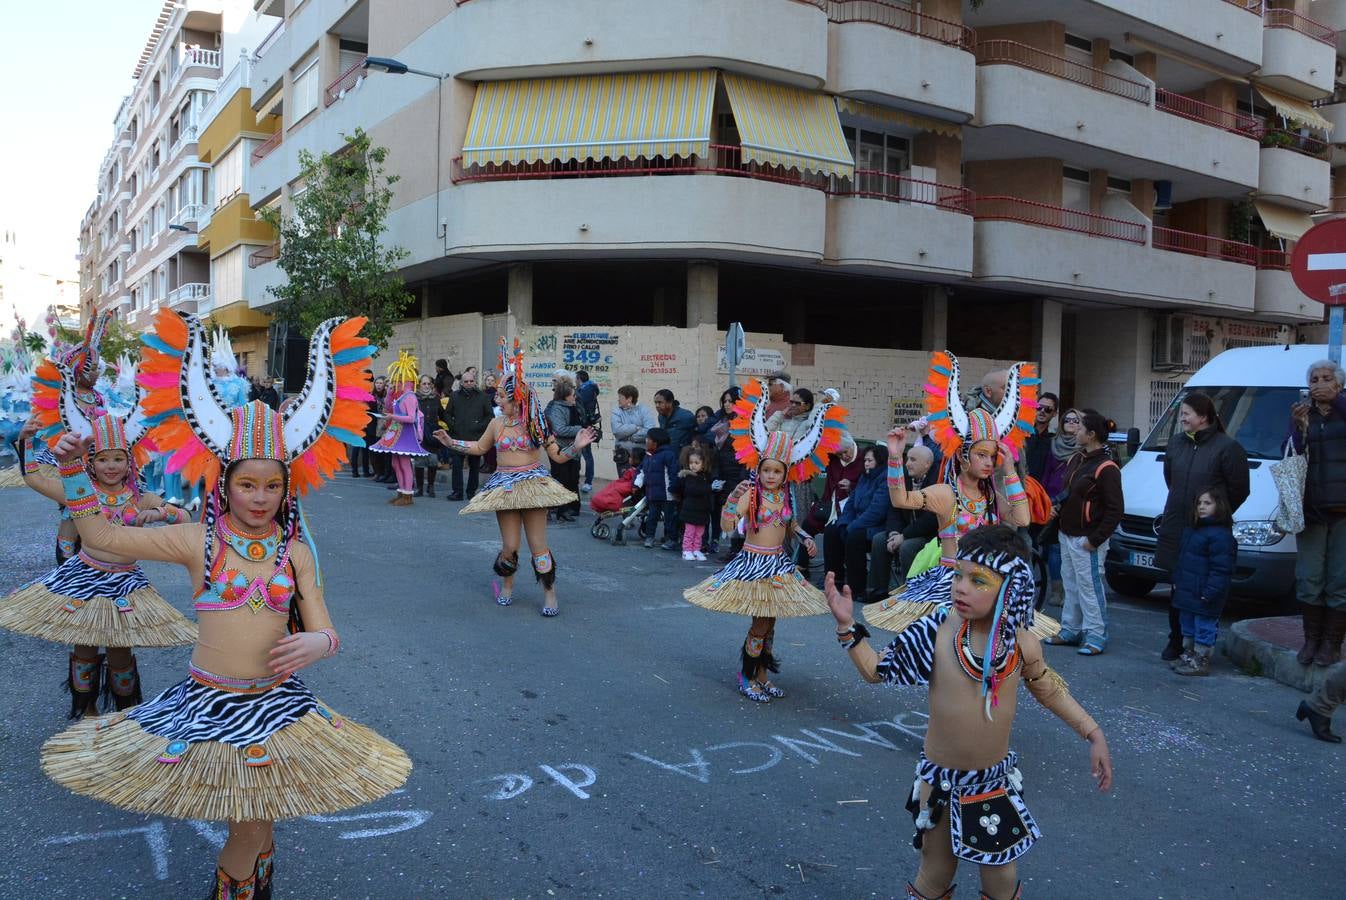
752, 487, 792, 528
219, 517, 281, 564
954, 617, 1018, 685
96, 486, 136, 524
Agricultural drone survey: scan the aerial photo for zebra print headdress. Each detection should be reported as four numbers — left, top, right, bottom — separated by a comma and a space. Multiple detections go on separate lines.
955, 540, 1037, 722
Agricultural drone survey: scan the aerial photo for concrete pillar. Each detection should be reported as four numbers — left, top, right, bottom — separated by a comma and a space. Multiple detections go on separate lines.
912, 133, 962, 188
1130, 179, 1155, 219
420, 283, 430, 319
1088, 168, 1108, 215
507, 264, 533, 336
1133, 52, 1157, 82
1032, 299, 1063, 396
1091, 38, 1111, 70
783, 297, 806, 344
686, 261, 718, 327
921, 285, 949, 350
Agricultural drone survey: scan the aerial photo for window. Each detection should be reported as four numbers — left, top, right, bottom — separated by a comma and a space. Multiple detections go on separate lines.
212, 247, 244, 305
291, 58, 320, 123
214, 144, 243, 208
1109, 48, 1134, 66
841, 125, 911, 197
1106, 176, 1132, 195
1062, 166, 1092, 212
1064, 33, 1094, 71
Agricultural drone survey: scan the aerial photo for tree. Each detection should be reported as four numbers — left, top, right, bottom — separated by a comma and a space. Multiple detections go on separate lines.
259, 128, 413, 349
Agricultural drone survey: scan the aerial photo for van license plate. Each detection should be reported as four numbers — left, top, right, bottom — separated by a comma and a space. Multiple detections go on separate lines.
1130, 552, 1155, 569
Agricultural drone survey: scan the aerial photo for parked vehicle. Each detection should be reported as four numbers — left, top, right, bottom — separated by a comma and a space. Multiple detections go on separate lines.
1105, 343, 1312, 604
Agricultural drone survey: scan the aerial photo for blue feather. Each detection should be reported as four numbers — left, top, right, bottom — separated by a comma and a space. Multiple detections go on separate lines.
327, 426, 365, 446
333, 346, 377, 365
141, 334, 182, 357
1019, 376, 1041, 386
33, 376, 60, 389
932, 365, 951, 376
927, 411, 949, 420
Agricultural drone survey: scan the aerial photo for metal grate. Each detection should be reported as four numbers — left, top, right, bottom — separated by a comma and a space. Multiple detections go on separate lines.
1225, 337, 1278, 350
1188, 333, 1212, 369
1148, 380, 1183, 429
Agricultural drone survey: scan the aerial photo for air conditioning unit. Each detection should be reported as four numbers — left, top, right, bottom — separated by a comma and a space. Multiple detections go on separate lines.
1152, 314, 1190, 371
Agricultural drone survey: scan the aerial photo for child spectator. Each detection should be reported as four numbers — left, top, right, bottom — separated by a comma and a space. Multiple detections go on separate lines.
1170, 487, 1237, 676
678, 449, 714, 561
641, 428, 679, 550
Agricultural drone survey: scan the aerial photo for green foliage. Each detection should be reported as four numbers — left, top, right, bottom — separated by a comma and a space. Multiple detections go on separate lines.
21, 332, 47, 355
259, 128, 412, 349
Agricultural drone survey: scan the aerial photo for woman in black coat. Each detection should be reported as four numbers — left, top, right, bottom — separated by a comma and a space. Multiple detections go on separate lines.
709, 388, 747, 557
1155, 392, 1249, 660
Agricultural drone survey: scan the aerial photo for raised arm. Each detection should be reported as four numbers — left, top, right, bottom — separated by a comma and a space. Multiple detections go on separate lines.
720, 479, 751, 533
543, 427, 595, 464
434, 417, 500, 456
996, 442, 1032, 528
827, 573, 941, 685
1019, 630, 1111, 791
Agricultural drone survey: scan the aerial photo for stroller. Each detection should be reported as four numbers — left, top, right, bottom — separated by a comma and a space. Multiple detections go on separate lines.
590, 446, 647, 544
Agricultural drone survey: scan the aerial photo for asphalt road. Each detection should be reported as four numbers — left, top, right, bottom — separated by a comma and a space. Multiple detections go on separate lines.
0, 476, 1342, 899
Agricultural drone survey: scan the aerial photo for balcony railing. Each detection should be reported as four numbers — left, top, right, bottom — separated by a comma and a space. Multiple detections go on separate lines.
168, 124, 199, 160
1155, 89, 1263, 138
255, 20, 284, 59
826, 1, 975, 52
1263, 8, 1337, 46
1261, 127, 1332, 159
248, 242, 281, 268
169, 204, 207, 229
972, 195, 1147, 244
828, 169, 974, 213
1258, 249, 1291, 270
252, 129, 282, 163
1151, 226, 1258, 264
1222, 0, 1263, 13
181, 47, 222, 69
167, 283, 210, 308
325, 56, 368, 107
974, 40, 1151, 104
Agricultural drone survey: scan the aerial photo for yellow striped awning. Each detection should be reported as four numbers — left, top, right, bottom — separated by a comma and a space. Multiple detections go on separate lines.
1254, 84, 1333, 133
835, 97, 962, 140
461, 71, 716, 167
722, 73, 854, 178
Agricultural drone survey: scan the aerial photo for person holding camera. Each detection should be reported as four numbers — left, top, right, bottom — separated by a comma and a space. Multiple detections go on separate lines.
575, 370, 602, 492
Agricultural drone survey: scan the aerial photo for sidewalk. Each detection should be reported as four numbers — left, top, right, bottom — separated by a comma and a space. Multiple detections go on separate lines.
1219, 616, 1333, 694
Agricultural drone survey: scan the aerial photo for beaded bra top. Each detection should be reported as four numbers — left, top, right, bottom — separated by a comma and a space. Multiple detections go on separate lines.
495, 422, 536, 453
96, 487, 138, 526
938, 480, 997, 543
194, 520, 295, 614
750, 489, 792, 529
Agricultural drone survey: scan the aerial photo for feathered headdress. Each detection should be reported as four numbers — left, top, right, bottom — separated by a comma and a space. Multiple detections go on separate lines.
924, 351, 1038, 474
495, 336, 548, 447
955, 540, 1038, 722
728, 378, 848, 484
53, 311, 110, 382
386, 349, 419, 389
210, 326, 238, 374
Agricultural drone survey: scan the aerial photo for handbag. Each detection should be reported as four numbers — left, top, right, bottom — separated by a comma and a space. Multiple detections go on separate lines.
1271, 440, 1307, 535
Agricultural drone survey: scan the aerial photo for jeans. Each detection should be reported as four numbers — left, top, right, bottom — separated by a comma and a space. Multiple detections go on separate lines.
644, 500, 675, 542
1179, 610, 1219, 647
450, 452, 481, 496
1060, 534, 1109, 640
1308, 660, 1346, 717
581, 444, 595, 486
1295, 518, 1346, 610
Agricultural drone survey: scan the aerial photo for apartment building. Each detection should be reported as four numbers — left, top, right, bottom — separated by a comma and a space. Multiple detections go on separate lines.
184, 2, 1345, 452
77, 0, 278, 345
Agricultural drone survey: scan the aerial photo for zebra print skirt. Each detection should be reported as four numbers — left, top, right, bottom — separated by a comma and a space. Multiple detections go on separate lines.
906, 750, 1040, 866
40, 664, 413, 821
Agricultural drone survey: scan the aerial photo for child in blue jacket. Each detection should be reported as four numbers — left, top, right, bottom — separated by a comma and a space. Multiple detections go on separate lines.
640, 428, 680, 550
1170, 487, 1237, 676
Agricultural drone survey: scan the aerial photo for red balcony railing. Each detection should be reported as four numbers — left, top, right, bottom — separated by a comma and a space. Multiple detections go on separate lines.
1155, 89, 1263, 138
1221, 0, 1263, 13
1151, 226, 1258, 264
972, 195, 1147, 244
1258, 249, 1291, 270
974, 40, 1151, 104
248, 242, 281, 268
827, 1, 975, 51
324, 55, 367, 107
828, 170, 974, 213
1261, 127, 1332, 159
252, 129, 282, 163
1263, 8, 1337, 46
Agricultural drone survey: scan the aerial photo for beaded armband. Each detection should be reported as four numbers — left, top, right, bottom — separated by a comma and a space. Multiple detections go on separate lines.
452, 438, 473, 453
887, 461, 905, 487
316, 628, 340, 658
1003, 472, 1027, 503
562, 442, 579, 459
836, 621, 871, 650
61, 468, 101, 518
161, 506, 186, 525
20, 439, 37, 475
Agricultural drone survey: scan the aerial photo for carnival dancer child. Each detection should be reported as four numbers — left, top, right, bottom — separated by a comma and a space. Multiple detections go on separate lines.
684, 377, 848, 702
866, 353, 1036, 632
371, 351, 424, 506
828, 525, 1112, 900
434, 338, 595, 616
1167, 488, 1237, 677
1, 401, 195, 718
40, 310, 410, 899
678, 448, 713, 561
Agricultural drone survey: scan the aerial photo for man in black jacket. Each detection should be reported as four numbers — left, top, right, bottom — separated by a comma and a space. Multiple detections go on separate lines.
444, 367, 493, 501
865, 443, 938, 602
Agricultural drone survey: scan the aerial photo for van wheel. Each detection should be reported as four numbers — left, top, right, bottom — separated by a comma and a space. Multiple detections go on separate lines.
1106, 571, 1156, 598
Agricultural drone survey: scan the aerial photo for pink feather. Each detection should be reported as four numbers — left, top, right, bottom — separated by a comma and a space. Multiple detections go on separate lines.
335, 385, 372, 400
138, 372, 178, 389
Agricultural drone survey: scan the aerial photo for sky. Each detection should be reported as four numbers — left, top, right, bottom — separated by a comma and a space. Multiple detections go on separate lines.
0, 1, 166, 278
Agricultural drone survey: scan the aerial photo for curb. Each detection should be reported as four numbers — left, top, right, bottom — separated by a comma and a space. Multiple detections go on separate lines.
1218, 617, 1332, 695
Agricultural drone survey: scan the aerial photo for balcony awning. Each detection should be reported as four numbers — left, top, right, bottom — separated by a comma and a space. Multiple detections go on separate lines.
460, 71, 716, 167
1253, 84, 1333, 133
722, 73, 854, 178
1254, 200, 1315, 241
255, 86, 283, 124
835, 97, 962, 140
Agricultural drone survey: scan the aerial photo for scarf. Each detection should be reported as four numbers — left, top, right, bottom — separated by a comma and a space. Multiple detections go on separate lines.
1051, 424, 1079, 461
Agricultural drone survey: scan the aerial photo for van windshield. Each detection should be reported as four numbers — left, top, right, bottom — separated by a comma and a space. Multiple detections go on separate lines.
1141, 386, 1298, 460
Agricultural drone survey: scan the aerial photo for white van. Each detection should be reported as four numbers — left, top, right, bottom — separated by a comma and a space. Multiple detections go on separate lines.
1104, 343, 1316, 604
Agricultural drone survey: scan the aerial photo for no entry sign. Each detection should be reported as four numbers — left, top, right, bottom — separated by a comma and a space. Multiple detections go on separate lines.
1291, 219, 1346, 306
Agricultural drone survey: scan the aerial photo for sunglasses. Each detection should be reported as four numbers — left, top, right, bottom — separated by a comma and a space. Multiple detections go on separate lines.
1063, 415, 1081, 424
1039, 407, 1057, 415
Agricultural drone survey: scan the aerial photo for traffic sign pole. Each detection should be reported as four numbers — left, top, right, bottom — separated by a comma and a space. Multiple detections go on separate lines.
1330, 283, 1346, 364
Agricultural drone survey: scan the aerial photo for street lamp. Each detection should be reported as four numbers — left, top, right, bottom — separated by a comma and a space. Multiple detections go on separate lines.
362, 56, 448, 244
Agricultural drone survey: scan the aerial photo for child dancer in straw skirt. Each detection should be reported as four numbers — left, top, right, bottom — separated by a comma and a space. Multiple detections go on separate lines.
684, 377, 848, 702
435, 338, 595, 616
1, 403, 194, 718
40, 311, 411, 900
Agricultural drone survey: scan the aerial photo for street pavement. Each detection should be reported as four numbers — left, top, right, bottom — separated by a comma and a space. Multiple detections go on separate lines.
0, 476, 1343, 899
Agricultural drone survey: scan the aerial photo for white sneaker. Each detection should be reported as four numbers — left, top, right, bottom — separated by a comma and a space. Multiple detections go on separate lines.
581, 483, 592, 492
682, 551, 695, 560
693, 551, 707, 561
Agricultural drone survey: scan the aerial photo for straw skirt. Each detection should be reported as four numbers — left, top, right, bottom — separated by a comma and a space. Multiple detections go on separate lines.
41, 672, 412, 821
684, 543, 829, 618
461, 464, 577, 514
0, 552, 197, 647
